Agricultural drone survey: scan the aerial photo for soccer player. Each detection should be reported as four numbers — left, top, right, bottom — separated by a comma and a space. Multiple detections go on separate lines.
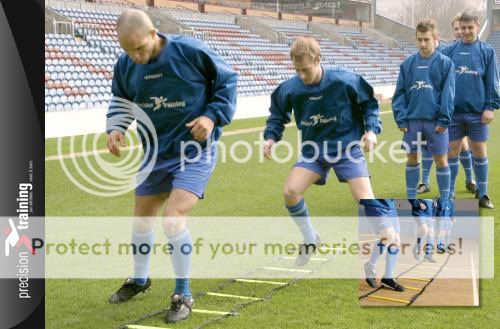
361, 199, 405, 291
409, 199, 436, 262
418, 14, 476, 195
435, 198, 455, 253
441, 13, 500, 208
105, 9, 237, 323
263, 36, 381, 266
392, 19, 455, 211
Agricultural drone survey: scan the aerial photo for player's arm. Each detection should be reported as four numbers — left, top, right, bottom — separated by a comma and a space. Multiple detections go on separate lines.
436, 59, 455, 133
263, 84, 292, 159
186, 43, 238, 141
351, 75, 381, 152
481, 47, 500, 124
392, 65, 409, 132
106, 58, 135, 156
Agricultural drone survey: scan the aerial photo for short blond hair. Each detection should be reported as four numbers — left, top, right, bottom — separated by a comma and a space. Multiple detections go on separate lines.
290, 37, 321, 62
451, 13, 461, 26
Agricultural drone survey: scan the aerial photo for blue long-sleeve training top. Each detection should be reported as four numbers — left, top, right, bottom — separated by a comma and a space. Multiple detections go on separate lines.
106, 33, 238, 158
441, 39, 500, 113
392, 51, 455, 129
263, 67, 381, 158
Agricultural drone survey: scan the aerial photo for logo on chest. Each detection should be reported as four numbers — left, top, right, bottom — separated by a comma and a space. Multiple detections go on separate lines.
301, 114, 337, 127
456, 66, 479, 76
410, 80, 433, 91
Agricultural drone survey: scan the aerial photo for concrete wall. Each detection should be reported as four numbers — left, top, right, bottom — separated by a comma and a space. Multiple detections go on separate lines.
46, 85, 395, 138
374, 13, 414, 46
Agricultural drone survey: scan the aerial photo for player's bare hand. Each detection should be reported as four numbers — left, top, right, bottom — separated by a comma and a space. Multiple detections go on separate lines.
399, 127, 408, 132
435, 126, 447, 133
186, 116, 215, 141
482, 110, 494, 125
107, 130, 126, 157
263, 139, 275, 159
360, 131, 377, 152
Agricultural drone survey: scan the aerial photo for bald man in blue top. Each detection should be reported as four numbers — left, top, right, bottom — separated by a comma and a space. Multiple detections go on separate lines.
106, 9, 237, 323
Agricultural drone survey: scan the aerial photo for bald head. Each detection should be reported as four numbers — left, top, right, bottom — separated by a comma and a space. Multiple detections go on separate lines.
116, 9, 163, 64
116, 8, 155, 37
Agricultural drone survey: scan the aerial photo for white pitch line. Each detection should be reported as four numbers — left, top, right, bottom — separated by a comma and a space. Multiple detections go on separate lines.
263, 266, 312, 273
471, 252, 479, 306
47, 111, 393, 161
126, 325, 172, 329
192, 309, 238, 316
235, 279, 288, 286
206, 292, 263, 301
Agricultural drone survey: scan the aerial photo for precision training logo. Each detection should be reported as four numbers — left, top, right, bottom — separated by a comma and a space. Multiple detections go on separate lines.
456, 66, 479, 76
410, 80, 433, 91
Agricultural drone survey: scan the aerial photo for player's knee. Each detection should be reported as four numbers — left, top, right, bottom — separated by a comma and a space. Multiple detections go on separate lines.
407, 153, 419, 165
283, 185, 303, 204
380, 230, 395, 246
133, 217, 156, 234
470, 143, 487, 158
419, 225, 428, 236
427, 227, 435, 237
434, 156, 448, 167
162, 216, 187, 237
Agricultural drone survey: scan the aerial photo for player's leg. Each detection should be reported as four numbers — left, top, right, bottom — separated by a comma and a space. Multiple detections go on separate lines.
460, 137, 476, 193
162, 188, 199, 302
447, 140, 462, 199
413, 217, 427, 260
382, 231, 404, 291
418, 148, 433, 193
162, 144, 218, 322
364, 225, 396, 288
406, 153, 420, 198
433, 154, 450, 203
284, 165, 323, 266
423, 218, 436, 262
448, 113, 466, 199
109, 193, 169, 304
347, 177, 374, 201
469, 140, 493, 208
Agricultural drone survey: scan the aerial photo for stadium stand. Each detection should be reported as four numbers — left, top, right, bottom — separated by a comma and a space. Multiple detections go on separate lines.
45, 1, 417, 111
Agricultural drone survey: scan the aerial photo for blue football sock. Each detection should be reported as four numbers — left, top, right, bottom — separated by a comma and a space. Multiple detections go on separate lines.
368, 240, 387, 270
473, 156, 488, 197
384, 246, 400, 279
425, 236, 434, 255
421, 149, 433, 186
460, 150, 474, 184
167, 229, 192, 298
448, 157, 459, 199
436, 166, 451, 202
132, 229, 155, 286
406, 163, 420, 199
286, 198, 317, 244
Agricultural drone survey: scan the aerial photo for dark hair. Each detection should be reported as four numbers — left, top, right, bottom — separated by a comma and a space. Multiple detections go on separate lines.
459, 12, 479, 23
416, 19, 438, 37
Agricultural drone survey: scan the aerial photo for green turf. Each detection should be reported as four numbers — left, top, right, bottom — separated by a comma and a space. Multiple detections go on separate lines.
45, 105, 500, 328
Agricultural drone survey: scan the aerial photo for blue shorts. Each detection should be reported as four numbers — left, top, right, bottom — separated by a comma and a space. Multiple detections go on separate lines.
363, 202, 400, 234
449, 112, 488, 142
294, 146, 369, 185
402, 120, 449, 155
135, 143, 217, 198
